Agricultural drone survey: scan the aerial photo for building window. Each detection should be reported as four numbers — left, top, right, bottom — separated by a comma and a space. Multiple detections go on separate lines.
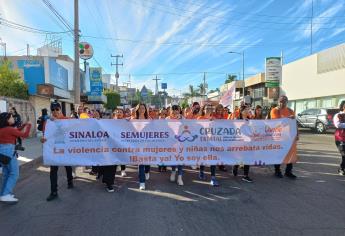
252, 87, 265, 98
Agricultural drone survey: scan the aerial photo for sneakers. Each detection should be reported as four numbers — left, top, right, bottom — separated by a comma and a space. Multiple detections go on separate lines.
0, 194, 18, 203
145, 173, 150, 180
46, 192, 58, 201
121, 170, 127, 177
338, 169, 345, 176
242, 176, 253, 183
199, 171, 206, 180
177, 175, 184, 186
67, 182, 74, 189
275, 171, 283, 178
106, 185, 115, 193
210, 177, 219, 187
285, 172, 297, 179
139, 183, 145, 190
170, 171, 176, 182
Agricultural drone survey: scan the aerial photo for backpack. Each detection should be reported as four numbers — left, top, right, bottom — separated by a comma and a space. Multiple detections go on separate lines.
37, 116, 43, 131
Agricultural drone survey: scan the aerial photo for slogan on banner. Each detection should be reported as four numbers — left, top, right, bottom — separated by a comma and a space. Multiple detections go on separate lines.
43, 119, 298, 166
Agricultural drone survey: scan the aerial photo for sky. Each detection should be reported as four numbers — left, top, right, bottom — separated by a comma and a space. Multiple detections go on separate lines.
1, 0, 345, 95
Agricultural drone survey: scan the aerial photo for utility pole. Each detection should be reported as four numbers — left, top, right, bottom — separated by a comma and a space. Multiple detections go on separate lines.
74, 0, 80, 104
111, 54, 123, 91
310, 0, 314, 55
0, 38, 7, 58
153, 75, 161, 95
203, 72, 207, 101
127, 74, 131, 88
27, 44, 30, 56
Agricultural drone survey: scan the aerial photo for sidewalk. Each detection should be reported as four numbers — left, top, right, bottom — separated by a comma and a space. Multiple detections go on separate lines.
17, 137, 43, 166
0, 137, 42, 174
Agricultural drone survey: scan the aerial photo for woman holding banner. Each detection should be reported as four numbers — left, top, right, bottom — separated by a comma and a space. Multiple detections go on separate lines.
166, 105, 184, 186
135, 103, 151, 190
113, 108, 127, 177
232, 105, 253, 183
197, 104, 220, 186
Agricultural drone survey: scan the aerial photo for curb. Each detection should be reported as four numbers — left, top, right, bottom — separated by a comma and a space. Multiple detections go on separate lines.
19, 156, 43, 173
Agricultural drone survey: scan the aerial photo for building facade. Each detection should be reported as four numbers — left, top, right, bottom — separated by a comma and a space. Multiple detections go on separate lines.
281, 43, 345, 113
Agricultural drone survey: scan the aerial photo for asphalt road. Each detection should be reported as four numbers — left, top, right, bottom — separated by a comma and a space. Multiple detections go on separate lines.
0, 130, 344, 236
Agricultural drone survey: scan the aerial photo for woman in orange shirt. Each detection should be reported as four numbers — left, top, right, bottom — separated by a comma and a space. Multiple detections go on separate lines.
166, 105, 184, 185
113, 108, 127, 177
197, 104, 219, 186
254, 105, 264, 120
232, 105, 253, 183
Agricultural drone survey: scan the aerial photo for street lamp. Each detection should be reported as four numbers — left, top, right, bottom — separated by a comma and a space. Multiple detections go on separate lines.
228, 51, 245, 98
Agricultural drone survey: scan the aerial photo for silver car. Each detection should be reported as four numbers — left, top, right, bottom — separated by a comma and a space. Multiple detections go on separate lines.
297, 108, 338, 133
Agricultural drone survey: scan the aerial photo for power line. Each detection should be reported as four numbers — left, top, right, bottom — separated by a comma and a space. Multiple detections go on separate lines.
81, 35, 345, 49
118, 71, 252, 77
41, 0, 74, 37
0, 17, 72, 34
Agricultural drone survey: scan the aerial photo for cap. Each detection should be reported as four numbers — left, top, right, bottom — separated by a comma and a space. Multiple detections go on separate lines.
50, 101, 61, 111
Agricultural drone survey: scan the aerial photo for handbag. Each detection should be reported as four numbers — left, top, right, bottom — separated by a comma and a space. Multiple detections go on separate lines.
0, 153, 11, 165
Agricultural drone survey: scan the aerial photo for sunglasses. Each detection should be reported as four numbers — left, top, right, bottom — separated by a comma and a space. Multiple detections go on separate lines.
51, 108, 60, 111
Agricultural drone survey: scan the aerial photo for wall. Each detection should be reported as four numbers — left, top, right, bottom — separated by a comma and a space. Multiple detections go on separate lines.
0, 96, 36, 137
281, 48, 345, 101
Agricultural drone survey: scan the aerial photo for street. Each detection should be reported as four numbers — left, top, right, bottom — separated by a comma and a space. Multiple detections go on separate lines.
0, 131, 344, 236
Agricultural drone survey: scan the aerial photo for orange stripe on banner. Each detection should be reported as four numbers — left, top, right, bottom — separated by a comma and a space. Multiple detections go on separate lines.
282, 139, 298, 164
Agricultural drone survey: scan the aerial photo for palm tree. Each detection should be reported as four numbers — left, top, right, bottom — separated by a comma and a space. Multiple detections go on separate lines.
225, 74, 237, 84
183, 85, 200, 100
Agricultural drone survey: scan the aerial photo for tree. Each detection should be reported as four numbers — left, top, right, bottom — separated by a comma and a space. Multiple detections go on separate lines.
180, 99, 189, 109
0, 60, 29, 99
104, 91, 120, 111
225, 74, 237, 84
209, 88, 220, 93
183, 85, 200, 100
198, 83, 206, 97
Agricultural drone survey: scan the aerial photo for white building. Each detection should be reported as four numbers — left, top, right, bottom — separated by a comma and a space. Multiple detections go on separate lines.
281, 43, 345, 113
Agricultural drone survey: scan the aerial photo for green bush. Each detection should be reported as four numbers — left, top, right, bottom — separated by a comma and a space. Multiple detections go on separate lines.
0, 60, 29, 99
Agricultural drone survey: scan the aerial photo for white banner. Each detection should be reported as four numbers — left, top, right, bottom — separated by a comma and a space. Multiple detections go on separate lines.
43, 119, 298, 166
219, 82, 236, 108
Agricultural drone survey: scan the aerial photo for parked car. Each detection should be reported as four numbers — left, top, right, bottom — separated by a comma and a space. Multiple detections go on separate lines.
296, 108, 339, 133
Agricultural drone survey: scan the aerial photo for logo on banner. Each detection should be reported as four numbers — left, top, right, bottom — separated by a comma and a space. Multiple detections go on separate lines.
120, 131, 170, 143
175, 126, 198, 142
199, 126, 243, 142
54, 122, 67, 144
247, 124, 283, 141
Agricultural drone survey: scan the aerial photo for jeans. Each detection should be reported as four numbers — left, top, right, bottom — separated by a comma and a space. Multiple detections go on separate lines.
274, 164, 293, 174
50, 166, 73, 193
138, 165, 150, 183
335, 141, 345, 169
0, 144, 19, 196
171, 165, 183, 176
200, 165, 216, 177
